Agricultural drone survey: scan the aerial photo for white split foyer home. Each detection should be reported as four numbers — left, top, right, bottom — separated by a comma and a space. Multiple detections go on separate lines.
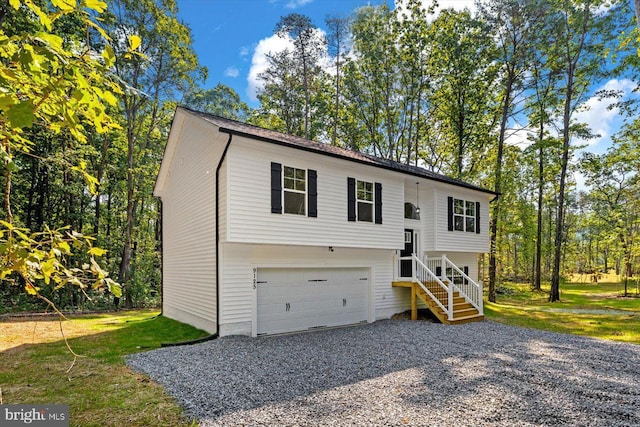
153, 107, 497, 337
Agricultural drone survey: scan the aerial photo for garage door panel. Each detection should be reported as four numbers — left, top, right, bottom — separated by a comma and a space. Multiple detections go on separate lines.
257, 267, 369, 335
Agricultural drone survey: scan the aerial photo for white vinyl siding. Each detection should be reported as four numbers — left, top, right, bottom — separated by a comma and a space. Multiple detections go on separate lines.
218, 159, 227, 242
156, 112, 222, 334
433, 188, 491, 253
219, 243, 407, 337
225, 137, 404, 250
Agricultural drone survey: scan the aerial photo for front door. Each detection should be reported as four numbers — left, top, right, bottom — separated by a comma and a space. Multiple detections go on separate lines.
400, 229, 414, 278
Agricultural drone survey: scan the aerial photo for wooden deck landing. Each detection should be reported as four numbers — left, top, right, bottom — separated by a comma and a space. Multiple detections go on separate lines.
392, 281, 484, 325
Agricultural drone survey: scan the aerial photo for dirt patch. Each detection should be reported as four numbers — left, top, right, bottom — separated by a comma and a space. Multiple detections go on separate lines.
391, 309, 437, 322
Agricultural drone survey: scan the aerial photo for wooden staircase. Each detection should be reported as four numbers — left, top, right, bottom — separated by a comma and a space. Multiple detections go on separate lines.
393, 281, 484, 325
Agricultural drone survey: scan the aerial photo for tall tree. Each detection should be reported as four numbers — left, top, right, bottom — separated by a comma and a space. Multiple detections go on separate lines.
106, 0, 204, 307
547, 0, 624, 301
183, 83, 251, 120
325, 13, 351, 146
0, 0, 121, 306
274, 13, 326, 139
479, 0, 541, 302
426, 8, 498, 181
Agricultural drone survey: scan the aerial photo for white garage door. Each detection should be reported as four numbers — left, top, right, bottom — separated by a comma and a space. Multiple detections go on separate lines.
257, 267, 369, 335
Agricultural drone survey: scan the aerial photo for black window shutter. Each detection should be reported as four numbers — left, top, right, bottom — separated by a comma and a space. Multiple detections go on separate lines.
375, 182, 383, 224
447, 196, 454, 231
436, 266, 442, 277
308, 169, 317, 217
347, 177, 356, 221
463, 266, 469, 285
271, 162, 282, 214
476, 201, 481, 234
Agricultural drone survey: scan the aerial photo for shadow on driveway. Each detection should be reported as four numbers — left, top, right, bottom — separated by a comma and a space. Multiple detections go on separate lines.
127, 320, 640, 426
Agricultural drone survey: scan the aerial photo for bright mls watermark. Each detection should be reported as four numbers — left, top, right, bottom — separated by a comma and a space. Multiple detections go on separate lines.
1, 405, 68, 426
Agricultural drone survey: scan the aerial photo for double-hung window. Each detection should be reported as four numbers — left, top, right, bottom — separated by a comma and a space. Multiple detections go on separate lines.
270, 162, 317, 217
347, 177, 382, 224
283, 166, 306, 215
356, 180, 374, 222
448, 197, 480, 234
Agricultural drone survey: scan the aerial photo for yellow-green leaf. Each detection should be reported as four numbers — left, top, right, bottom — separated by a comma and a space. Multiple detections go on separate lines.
128, 34, 141, 51
82, 0, 107, 13
88, 247, 107, 257
51, 0, 76, 12
102, 44, 115, 67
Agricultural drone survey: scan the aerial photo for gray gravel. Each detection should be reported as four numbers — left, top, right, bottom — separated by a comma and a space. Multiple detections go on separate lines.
126, 320, 640, 426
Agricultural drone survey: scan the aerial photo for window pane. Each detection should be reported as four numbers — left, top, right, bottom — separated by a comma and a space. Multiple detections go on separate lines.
454, 215, 464, 231
284, 191, 305, 215
284, 166, 294, 179
466, 217, 475, 232
358, 202, 373, 222
295, 176, 306, 191
466, 201, 475, 216
357, 180, 373, 201
284, 177, 294, 190
454, 199, 464, 214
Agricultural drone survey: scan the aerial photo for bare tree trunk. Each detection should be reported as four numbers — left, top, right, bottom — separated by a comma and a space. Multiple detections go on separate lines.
534, 133, 544, 290
550, 79, 573, 302
489, 76, 513, 302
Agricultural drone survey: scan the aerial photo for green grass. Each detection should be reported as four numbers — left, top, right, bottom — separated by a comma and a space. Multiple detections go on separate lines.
0, 309, 209, 426
485, 282, 640, 344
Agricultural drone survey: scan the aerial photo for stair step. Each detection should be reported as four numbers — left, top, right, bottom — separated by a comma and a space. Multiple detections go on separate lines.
452, 308, 479, 319
449, 314, 484, 324
400, 281, 484, 326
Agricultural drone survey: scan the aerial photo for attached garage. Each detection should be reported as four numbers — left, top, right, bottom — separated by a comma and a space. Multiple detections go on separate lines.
256, 267, 370, 335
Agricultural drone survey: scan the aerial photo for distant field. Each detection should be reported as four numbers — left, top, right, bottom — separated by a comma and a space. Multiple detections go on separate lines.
485, 282, 640, 344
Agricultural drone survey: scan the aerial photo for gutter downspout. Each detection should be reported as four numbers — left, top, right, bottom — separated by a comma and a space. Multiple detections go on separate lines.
160, 133, 233, 347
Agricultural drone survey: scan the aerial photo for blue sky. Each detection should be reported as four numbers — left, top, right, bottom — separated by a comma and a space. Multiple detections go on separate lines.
177, 0, 389, 106
176, 0, 635, 175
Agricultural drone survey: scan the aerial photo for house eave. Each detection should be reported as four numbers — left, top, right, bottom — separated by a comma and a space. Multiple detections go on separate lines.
217, 126, 497, 196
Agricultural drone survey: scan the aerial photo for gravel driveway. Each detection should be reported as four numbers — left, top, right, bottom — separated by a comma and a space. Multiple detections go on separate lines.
127, 320, 640, 426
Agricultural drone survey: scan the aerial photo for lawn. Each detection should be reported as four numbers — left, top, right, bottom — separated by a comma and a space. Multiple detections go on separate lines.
485, 281, 640, 344
0, 309, 209, 426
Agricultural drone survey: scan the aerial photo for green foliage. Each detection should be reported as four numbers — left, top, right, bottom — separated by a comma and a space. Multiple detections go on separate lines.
0, 0, 124, 308
183, 83, 251, 120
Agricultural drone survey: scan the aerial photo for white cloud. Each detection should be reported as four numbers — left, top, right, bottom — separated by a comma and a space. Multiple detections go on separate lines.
285, 0, 313, 9
224, 67, 240, 78
573, 79, 636, 151
246, 34, 294, 101
239, 46, 249, 57
505, 123, 535, 148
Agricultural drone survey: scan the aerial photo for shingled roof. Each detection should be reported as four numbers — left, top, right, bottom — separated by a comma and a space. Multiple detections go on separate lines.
182, 107, 496, 195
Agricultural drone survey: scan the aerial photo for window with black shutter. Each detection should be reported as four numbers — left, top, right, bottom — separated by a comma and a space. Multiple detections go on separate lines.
348, 178, 382, 224
447, 197, 479, 233
271, 163, 316, 217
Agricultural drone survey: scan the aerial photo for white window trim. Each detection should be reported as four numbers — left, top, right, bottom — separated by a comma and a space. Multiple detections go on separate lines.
283, 166, 307, 216
356, 179, 374, 222
453, 198, 476, 232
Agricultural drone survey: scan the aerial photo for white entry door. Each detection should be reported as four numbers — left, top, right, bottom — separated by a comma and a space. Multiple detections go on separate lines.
256, 267, 369, 335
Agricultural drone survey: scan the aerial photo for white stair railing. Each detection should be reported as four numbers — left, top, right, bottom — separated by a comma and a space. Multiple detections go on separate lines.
424, 255, 483, 315
412, 255, 453, 321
